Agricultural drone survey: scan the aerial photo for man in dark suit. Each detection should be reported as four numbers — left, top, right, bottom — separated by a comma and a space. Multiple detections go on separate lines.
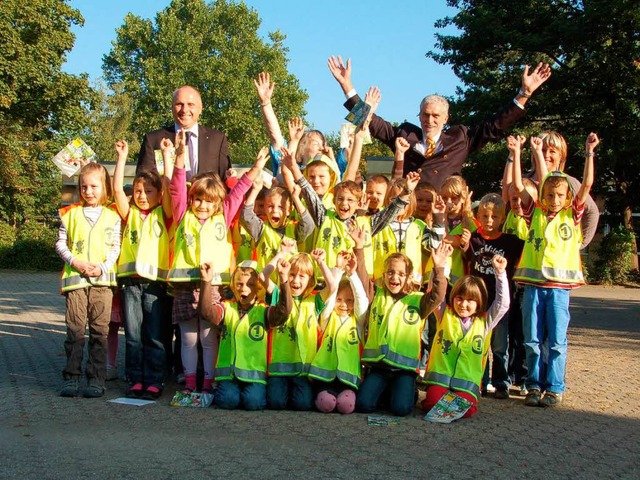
328, 56, 551, 189
136, 85, 231, 180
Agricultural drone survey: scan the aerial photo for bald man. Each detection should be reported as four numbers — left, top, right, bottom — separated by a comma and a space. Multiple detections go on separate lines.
136, 86, 231, 180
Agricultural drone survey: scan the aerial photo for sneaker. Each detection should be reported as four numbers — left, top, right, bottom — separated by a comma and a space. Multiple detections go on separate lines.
106, 366, 118, 381
540, 391, 563, 408
60, 377, 80, 397
518, 384, 528, 396
524, 388, 542, 407
83, 383, 106, 398
494, 388, 510, 400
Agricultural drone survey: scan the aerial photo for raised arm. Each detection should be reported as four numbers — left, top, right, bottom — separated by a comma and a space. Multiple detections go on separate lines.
530, 135, 547, 183
254, 72, 285, 150
344, 86, 381, 182
311, 248, 339, 302
392, 137, 410, 179
266, 258, 294, 329
421, 242, 452, 317
239, 175, 265, 241
198, 262, 224, 326
113, 140, 130, 219
502, 135, 526, 203
514, 62, 552, 108
486, 255, 510, 330
328, 55, 354, 96
576, 133, 599, 206
510, 135, 532, 207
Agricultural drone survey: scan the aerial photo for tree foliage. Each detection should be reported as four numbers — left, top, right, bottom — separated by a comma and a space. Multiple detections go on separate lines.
102, 0, 308, 164
429, 0, 640, 227
0, 0, 94, 225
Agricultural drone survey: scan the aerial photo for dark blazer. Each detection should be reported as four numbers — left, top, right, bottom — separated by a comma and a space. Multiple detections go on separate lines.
136, 125, 231, 179
345, 96, 526, 189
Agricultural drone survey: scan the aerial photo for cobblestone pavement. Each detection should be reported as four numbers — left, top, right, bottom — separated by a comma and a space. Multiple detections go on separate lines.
1, 270, 639, 479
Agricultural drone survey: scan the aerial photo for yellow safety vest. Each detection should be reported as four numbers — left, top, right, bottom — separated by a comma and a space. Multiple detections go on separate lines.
59, 203, 120, 292
168, 211, 233, 285
308, 312, 362, 389
256, 221, 298, 280
214, 302, 269, 384
502, 210, 529, 241
514, 205, 584, 285
362, 288, 425, 372
447, 220, 479, 286
268, 295, 319, 376
373, 219, 426, 284
424, 307, 490, 400
117, 206, 170, 281
231, 221, 254, 264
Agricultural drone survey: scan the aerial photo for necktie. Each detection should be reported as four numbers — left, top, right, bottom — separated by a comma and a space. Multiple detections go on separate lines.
186, 131, 196, 180
425, 138, 436, 158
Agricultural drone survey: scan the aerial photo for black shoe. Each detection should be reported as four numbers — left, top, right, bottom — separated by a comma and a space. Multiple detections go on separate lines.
494, 388, 510, 400
83, 383, 106, 398
60, 377, 80, 397
524, 388, 542, 407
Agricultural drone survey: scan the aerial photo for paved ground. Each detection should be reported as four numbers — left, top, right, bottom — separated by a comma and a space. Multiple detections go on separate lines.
1, 270, 639, 479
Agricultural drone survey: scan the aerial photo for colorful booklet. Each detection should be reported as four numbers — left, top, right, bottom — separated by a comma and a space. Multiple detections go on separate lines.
339, 122, 372, 148
51, 137, 96, 176
169, 390, 214, 408
424, 391, 473, 423
345, 99, 372, 127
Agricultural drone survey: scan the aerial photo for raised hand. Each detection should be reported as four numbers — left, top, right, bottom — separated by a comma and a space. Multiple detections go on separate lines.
280, 145, 295, 170
335, 250, 351, 270
345, 251, 357, 276
310, 248, 326, 264
279, 237, 297, 256
348, 225, 366, 249
115, 139, 129, 160
288, 117, 305, 144
251, 171, 264, 192
364, 86, 381, 113
327, 55, 353, 90
521, 62, 552, 95
254, 71, 275, 105
290, 182, 302, 200
459, 228, 471, 249
200, 262, 213, 283
431, 242, 453, 268
254, 146, 270, 170
406, 171, 421, 192
586, 132, 600, 153
492, 254, 507, 275
395, 137, 410, 156
277, 257, 291, 280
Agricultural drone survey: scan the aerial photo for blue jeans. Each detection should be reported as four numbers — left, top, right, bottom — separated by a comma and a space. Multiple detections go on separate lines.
508, 286, 528, 385
266, 376, 313, 410
356, 366, 417, 417
522, 286, 570, 394
122, 279, 169, 388
490, 314, 510, 391
215, 380, 266, 410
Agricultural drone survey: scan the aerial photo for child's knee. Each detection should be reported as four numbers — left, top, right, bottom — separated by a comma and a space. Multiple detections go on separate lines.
241, 383, 266, 411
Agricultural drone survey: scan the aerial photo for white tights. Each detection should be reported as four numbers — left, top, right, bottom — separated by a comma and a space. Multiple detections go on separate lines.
180, 318, 218, 379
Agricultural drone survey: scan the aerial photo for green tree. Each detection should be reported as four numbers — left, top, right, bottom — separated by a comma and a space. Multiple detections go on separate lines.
102, 0, 307, 164
429, 0, 640, 236
0, 0, 94, 225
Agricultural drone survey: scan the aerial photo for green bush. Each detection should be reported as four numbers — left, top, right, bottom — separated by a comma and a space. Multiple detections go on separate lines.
591, 225, 636, 285
0, 221, 62, 271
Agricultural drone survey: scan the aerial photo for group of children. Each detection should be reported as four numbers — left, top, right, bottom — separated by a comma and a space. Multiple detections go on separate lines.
55, 71, 599, 418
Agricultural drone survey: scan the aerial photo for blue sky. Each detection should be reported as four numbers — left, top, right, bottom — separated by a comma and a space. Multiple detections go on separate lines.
63, 0, 463, 135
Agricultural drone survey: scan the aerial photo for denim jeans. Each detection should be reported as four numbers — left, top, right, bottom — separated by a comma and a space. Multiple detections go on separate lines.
121, 279, 169, 388
266, 376, 313, 410
507, 286, 528, 385
215, 380, 266, 410
356, 366, 417, 417
490, 314, 510, 391
522, 286, 570, 393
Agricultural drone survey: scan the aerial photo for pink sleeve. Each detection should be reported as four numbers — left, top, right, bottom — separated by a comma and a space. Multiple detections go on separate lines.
223, 173, 252, 229
170, 167, 188, 223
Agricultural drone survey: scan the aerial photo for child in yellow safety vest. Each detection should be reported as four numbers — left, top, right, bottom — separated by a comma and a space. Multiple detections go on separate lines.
309, 230, 371, 414
266, 248, 339, 411
511, 132, 599, 408
197, 259, 293, 410
55, 162, 122, 398
422, 254, 510, 418
113, 139, 173, 400
356, 242, 452, 417
167, 129, 270, 396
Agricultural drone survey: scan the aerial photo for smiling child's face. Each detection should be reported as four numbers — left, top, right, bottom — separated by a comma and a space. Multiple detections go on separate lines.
232, 271, 258, 307
265, 193, 291, 228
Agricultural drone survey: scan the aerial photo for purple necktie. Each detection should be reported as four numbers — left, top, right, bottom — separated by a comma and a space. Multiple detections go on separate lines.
186, 131, 196, 180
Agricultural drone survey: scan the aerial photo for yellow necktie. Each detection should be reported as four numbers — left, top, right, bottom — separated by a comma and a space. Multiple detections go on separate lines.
425, 138, 436, 158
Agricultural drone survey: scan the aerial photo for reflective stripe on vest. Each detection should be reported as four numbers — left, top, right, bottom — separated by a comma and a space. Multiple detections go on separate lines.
362, 288, 424, 371
59, 204, 120, 292
424, 307, 490, 400
168, 211, 233, 285
214, 303, 268, 384
308, 312, 362, 389
514, 205, 584, 285
268, 295, 318, 376
117, 206, 170, 281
